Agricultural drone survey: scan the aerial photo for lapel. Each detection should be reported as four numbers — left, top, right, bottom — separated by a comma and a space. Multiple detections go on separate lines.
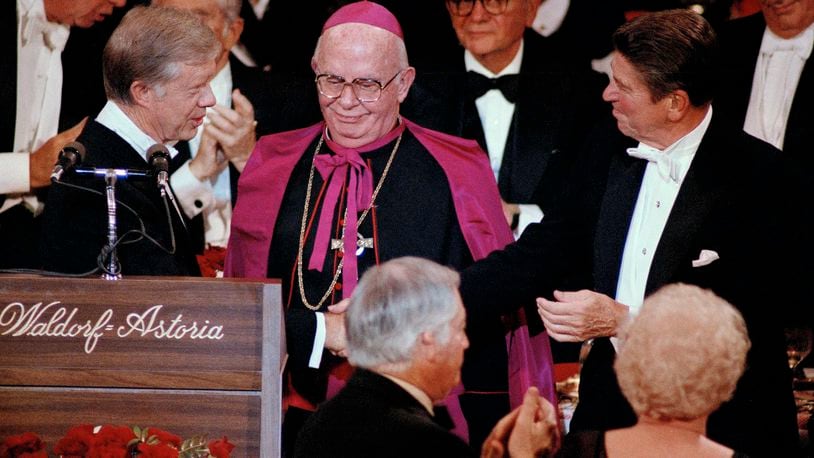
1, 3, 18, 151
593, 142, 643, 297
646, 116, 725, 293
501, 32, 560, 202
783, 52, 814, 158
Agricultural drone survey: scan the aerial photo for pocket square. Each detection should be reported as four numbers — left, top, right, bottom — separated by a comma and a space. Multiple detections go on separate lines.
692, 249, 719, 268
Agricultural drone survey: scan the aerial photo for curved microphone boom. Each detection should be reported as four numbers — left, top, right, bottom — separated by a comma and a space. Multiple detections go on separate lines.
50, 141, 87, 182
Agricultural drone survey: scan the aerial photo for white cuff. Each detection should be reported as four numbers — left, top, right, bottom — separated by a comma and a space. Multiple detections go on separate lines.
0, 153, 31, 195
308, 312, 326, 369
515, 204, 544, 238
170, 162, 215, 219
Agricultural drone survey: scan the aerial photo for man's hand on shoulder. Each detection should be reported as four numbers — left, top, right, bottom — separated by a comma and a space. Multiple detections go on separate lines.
29, 117, 87, 188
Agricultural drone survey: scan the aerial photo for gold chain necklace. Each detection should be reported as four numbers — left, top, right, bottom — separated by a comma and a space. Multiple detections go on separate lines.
296, 133, 403, 311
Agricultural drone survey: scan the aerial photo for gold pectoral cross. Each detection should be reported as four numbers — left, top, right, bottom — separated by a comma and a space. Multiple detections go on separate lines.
331, 233, 374, 256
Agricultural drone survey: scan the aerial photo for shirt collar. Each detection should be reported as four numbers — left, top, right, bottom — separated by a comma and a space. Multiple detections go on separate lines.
637, 106, 713, 183
96, 101, 179, 162
381, 373, 435, 415
464, 39, 524, 78
761, 22, 814, 59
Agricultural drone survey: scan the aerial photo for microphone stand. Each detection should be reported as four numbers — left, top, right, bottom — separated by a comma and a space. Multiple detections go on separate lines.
102, 169, 122, 280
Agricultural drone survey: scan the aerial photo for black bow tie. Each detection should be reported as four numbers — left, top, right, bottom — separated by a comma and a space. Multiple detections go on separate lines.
465, 71, 520, 103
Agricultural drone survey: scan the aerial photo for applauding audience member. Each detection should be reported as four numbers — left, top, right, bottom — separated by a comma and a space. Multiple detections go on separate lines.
296, 257, 560, 458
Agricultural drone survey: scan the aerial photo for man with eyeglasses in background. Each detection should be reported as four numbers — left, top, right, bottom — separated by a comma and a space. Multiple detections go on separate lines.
403, 0, 607, 370
406, 0, 607, 237
224, 1, 556, 454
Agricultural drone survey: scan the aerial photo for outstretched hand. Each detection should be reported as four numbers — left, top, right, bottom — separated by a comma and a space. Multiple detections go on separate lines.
325, 298, 350, 358
537, 289, 629, 342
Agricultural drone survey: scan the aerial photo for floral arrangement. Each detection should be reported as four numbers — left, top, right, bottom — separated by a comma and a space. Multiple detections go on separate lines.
0, 425, 234, 458
196, 246, 227, 278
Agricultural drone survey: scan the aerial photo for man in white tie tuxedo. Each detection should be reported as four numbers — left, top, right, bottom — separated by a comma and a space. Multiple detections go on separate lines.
716, 2, 814, 334
460, 9, 799, 457
717, 0, 814, 155
0, 0, 125, 269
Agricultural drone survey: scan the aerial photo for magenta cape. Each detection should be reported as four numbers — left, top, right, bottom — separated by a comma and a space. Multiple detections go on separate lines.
225, 118, 513, 278
224, 118, 555, 441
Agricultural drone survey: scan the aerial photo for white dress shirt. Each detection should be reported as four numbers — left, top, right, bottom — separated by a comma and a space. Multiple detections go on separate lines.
743, 23, 814, 150
169, 63, 234, 248
96, 101, 181, 162
465, 42, 544, 238
1, 0, 69, 213
613, 107, 713, 348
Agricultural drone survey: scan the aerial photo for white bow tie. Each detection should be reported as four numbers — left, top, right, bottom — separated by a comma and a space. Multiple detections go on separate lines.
627, 146, 680, 182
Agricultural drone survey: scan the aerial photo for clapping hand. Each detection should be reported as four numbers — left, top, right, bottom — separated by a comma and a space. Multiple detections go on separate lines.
204, 88, 256, 173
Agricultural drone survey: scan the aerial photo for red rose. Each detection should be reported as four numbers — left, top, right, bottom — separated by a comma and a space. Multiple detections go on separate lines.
136, 442, 179, 458
54, 424, 95, 457
88, 425, 136, 458
0, 432, 46, 458
144, 428, 181, 448
207, 436, 235, 458
196, 246, 227, 277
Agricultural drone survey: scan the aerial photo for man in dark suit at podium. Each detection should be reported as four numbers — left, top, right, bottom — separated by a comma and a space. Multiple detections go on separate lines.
40, 6, 219, 276
460, 9, 799, 457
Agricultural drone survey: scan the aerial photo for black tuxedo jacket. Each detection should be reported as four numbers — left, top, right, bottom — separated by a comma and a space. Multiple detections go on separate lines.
40, 121, 200, 276
460, 114, 798, 457
403, 30, 608, 216
295, 369, 475, 458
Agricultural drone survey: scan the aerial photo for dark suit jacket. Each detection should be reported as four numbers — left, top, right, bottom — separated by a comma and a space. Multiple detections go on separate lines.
40, 120, 200, 276
403, 30, 608, 217
294, 369, 475, 458
460, 113, 799, 457
544, 0, 625, 65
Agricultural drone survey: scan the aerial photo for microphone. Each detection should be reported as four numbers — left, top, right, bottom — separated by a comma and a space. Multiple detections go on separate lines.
50, 141, 87, 182
147, 144, 171, 195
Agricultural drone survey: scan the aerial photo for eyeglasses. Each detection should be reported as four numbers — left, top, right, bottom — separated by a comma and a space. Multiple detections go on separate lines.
447, 0, 509, 16
315, 70, 403, 103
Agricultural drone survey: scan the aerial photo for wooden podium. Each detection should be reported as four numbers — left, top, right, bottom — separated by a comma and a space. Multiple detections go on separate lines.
0, 275, 284, 457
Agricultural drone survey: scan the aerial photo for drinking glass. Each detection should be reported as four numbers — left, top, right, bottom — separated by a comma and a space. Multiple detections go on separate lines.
785, 326, 813, 378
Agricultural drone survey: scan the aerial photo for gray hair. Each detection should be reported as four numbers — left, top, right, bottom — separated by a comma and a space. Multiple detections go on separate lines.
103, 6, 220, 104
312, 23, 409, 74
615, 283, 750, 420
346, 257, 460, 371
